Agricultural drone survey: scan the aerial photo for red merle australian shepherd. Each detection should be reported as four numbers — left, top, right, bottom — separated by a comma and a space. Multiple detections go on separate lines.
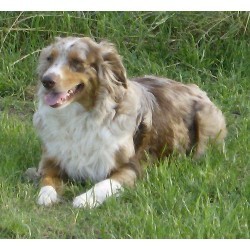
33, 37, 227, 208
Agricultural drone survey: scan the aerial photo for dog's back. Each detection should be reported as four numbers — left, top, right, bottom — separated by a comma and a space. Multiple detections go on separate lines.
132, 76, 227, 158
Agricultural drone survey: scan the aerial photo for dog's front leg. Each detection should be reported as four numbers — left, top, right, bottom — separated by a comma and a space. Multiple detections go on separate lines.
37, 157, 64, 206
73, 167, 137, 208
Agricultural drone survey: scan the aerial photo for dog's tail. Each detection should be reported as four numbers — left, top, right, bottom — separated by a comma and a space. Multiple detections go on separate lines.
194, 100, 227, 158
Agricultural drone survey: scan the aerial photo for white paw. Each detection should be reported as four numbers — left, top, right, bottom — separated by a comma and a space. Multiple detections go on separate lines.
73, 179, 122, 209
73, 193, 98, 209
37, 186, 59, 206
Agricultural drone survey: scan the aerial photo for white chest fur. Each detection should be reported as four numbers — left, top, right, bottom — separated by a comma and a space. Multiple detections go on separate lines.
33, 103, 135, 183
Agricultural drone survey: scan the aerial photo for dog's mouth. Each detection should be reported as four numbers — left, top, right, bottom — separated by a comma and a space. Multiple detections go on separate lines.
44, 83, 84, 108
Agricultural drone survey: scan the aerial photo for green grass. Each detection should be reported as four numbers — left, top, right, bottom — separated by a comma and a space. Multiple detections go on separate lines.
0, 11, 249, 239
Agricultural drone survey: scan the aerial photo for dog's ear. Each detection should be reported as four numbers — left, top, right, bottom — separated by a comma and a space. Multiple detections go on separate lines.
99, 41, 127, 89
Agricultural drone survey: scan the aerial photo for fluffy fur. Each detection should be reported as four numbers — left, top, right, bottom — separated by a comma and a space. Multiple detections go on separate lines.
33, 36, 227, 208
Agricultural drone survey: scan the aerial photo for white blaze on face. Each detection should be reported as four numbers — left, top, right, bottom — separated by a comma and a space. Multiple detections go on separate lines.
43, 61, 64, 79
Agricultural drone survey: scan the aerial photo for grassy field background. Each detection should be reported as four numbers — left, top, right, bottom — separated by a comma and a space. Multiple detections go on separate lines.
0, 12, 249, 239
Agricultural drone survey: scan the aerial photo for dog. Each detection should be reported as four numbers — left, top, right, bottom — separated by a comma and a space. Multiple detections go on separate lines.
33, 36, 227, 208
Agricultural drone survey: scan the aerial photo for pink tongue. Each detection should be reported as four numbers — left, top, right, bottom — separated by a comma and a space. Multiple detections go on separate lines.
44, 92, 68, 106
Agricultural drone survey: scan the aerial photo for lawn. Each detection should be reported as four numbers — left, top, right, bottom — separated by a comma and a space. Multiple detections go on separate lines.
0, 11, 249, 239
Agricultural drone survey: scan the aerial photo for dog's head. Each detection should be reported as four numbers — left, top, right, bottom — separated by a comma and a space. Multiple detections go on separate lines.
37, 37, 127, 109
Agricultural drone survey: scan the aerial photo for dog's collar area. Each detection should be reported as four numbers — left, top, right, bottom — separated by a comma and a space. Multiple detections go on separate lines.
44, 83, 84, 108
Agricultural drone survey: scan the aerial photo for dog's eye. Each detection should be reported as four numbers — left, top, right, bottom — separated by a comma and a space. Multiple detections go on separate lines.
71, 58, 82, 65
46, 55, 53, 62
70, 58, 84, 72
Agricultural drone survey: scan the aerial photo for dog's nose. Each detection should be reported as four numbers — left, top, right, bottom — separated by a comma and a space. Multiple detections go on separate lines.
41, 75, 57, 89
